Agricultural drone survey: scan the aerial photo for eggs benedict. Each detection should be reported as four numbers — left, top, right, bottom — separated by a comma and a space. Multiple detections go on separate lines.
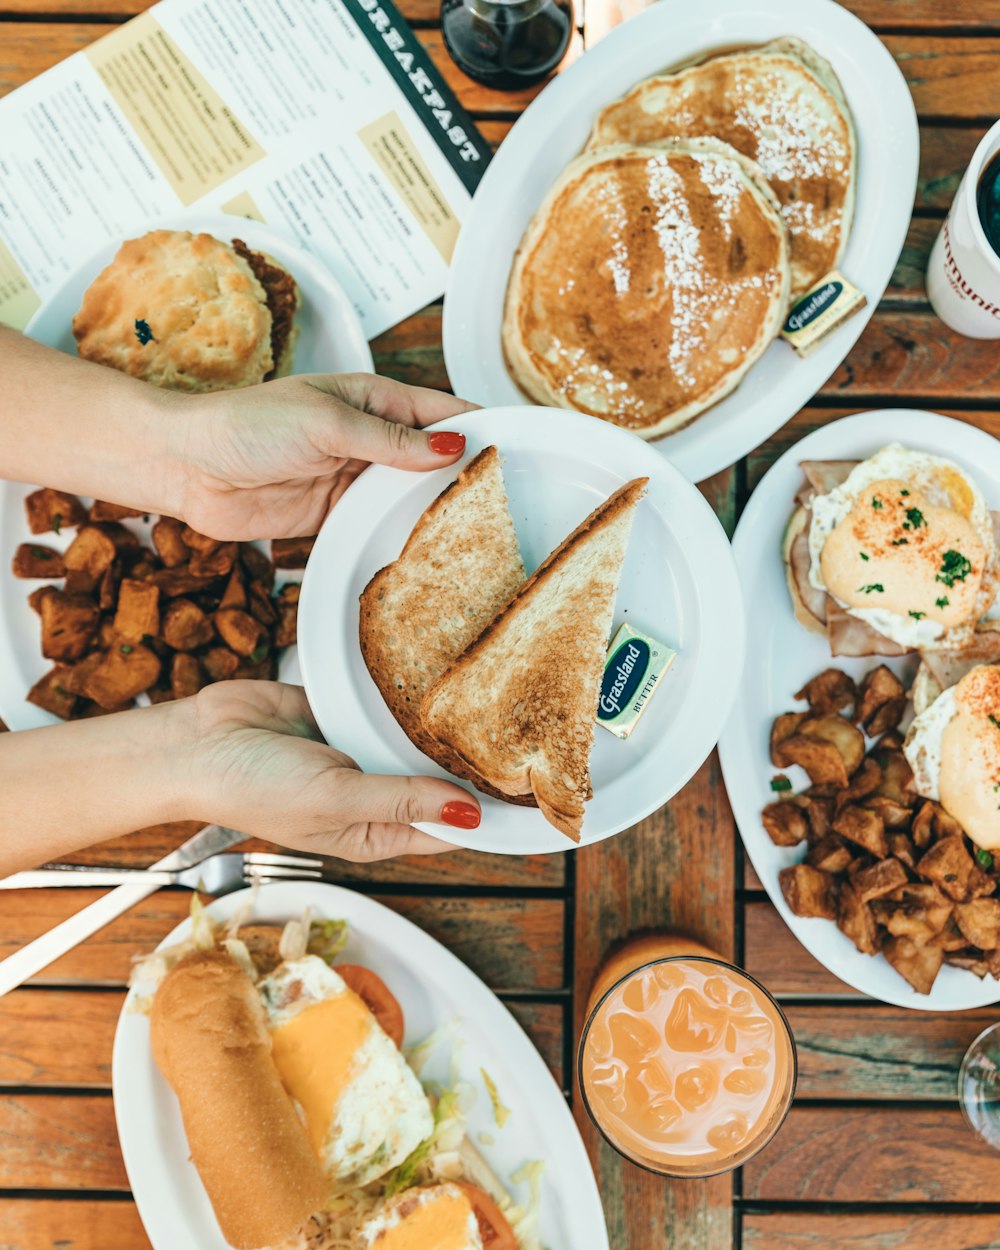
784, 445, 999, 656
904, 663, 1000, 849
258, 955, 433, 1193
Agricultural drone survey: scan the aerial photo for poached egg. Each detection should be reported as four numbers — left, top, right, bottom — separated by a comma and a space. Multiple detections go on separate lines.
257, 956, 433, 1193
808, 445, 997, 650
903, 664, 1000, 849
358, 1184, 483, 1250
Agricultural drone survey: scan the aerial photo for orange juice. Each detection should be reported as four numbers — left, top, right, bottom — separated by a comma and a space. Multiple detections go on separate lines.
579, 934, 795, 1176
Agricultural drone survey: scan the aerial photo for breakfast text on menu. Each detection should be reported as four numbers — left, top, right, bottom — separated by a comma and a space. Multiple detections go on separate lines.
0, 0, 491, 337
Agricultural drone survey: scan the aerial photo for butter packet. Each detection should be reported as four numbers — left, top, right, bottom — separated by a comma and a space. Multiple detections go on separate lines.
780, 270, 867, 357
596, 622, 676, 740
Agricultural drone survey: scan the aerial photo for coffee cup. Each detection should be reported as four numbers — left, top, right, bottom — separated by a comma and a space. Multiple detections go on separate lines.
927, 118, 1000, 339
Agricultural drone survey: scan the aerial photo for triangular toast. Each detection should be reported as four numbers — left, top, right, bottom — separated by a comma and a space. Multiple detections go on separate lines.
421, 478, 648, 840
359, 446, 529, 796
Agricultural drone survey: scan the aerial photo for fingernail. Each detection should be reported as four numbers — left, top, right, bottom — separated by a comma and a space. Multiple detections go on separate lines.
429, 431, 466, 456
439, 800, 481, 829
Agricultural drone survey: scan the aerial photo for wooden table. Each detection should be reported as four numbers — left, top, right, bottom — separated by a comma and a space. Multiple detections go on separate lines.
2, 2, 1000, 1248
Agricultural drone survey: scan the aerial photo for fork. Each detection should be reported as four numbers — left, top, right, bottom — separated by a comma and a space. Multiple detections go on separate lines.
0, 851, 326, 896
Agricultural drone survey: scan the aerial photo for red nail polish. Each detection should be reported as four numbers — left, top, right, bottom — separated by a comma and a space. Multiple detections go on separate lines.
429, 431, 466, 456
439, 800, 481, 829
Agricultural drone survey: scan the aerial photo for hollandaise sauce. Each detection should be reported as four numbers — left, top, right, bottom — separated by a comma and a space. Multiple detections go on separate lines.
580, 935, 795, 1176
270, 990, 372, 1153
940, 666, 1000, 849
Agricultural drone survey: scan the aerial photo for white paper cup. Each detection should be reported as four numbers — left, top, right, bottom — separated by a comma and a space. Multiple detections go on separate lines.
927, 118, 1000, 338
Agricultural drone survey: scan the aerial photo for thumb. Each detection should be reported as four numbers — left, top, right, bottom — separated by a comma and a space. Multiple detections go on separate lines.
333, 405, 468, 471
334, 770, 482, 832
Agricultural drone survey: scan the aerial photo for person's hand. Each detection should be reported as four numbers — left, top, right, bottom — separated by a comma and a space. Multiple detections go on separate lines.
184, 680, 481, 861
166, 373, 476, 540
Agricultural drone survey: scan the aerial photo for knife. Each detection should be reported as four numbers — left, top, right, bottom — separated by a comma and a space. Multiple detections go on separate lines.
0, 823, 245, 998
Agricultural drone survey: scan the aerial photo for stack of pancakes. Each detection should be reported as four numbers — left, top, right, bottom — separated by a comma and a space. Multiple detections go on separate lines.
502, 37, 857, 440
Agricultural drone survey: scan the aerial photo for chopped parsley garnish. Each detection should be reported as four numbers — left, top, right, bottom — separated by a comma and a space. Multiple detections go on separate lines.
250, 642, 270, 664
903, 507, 926, 530
909, 611, 926, 620
54, 684, 70, 698
120, 643, 133, 654
859, 584, 885, 594
900, 489, 910, 496
52, 513, 62, 535
991, 714, 1000, 731
890, 538, 909, 546
860, 552, 870, 561
936, 550, 973, 587
31, 547, 52, 560
134, 318, 154, 345
770, 775, 792, 793
976, 847, 994, 870
936, 596, 950, 608
872, 497, 884, 510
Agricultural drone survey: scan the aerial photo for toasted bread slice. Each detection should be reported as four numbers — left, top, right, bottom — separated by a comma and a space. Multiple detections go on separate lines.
421, 478, 648, 840
359, 446, 529, 796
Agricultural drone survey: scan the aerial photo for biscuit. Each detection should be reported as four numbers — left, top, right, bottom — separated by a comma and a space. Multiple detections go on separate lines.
73, 230, 275, 393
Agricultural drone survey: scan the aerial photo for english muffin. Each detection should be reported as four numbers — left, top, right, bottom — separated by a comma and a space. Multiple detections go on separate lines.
73, 229, 299, 392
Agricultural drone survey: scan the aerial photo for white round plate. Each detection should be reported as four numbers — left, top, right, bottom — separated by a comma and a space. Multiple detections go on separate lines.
443, 0, 918, 484
298, 406, 744, 854
112, 882, 609, 1250
718, 410, 1000, 1010
0, 214, 372, 731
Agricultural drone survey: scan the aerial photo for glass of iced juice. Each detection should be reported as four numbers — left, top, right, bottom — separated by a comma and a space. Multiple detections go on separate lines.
579, 934, 796, 1177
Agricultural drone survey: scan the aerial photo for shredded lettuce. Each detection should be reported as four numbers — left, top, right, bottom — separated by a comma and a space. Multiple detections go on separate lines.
404, 1018, 459, 1076
307, 918, 349, 964
480, 1067, 511, 1128
279, 907, 313, 962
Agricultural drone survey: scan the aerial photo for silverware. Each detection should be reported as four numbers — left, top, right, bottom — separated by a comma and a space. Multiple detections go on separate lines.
0, 823, 245, 998
1, 851, 324, 895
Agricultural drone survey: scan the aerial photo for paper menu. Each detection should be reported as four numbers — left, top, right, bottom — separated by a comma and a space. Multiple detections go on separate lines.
0, 0, 491, 338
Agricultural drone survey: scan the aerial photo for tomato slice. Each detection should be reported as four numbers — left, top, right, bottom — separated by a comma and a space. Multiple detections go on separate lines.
336, 964, 405, 1048
456, 1183, 517, 1250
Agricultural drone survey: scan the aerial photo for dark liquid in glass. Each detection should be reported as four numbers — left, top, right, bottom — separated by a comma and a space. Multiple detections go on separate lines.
441, 0, 574, 90
976, 150, 1000, 258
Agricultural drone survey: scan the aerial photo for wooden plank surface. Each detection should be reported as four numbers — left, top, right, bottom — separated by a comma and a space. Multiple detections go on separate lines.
743, 901, 858, 997
0, 890, 566, 990
0, 1199, 151, 1250
572, 753, 737, 1250
743, 1213, 1000, 1250
0, 1095, 126, 1190
742, 1105, 998, 1202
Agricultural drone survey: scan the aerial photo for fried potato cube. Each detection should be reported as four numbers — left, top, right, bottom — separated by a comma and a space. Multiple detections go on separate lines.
147, 567, 217, 597
833, 805, 888, 858
234, 649, 277, 681
954, 898, 1000, 950
240, 543, 275, 591
779, 736, 848, 788
274, 582, 299, 649
24, 488, 86, 535
807, 835, 854, 875
884, 936, 943, 994
26, 668, 77, 719
271, 535, 316, 569
82, 643, 161, 708
871, 749, 915, 806
214, 608, 264, 656
931, 805, 966, 839
162, 599, 214, 651
95, 522, 140, 554
64, 526, 117, 579
853, 857, 909, 904
248, 580, 278, 626
762, 800, 809, 847
27, 585, 57, 615
876, 882, 953, 945
863, 795, 913, 830
179, 525, 218, 553
944, 951, 992, 977
201, 646, 240, 681
89, 500, 143, 522
98, 561, 121, 612
911, 801, 935, 849
189, 541, 238, 579
170, 653, 205, 700
56, 651, 106, 696
74, 698, 134, 719
151, 518, 189, 568
779, 863, 837, 919
888, 833, 918, 871
917, 836, 993, 903
795, 668, 856, 716
220, 565, 247, 610
837, 881, 881, 955
113, 578, 160, 644
930, 917, 969, 952
40, 591, 100, 662
63, 570, 97, 596
855, 665, 907, 736
835, 758, 883, 813
770, 712, 808, 767
12, 543, 66, 579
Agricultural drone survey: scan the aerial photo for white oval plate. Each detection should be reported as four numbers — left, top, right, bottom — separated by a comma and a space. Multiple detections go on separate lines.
298, 406, 744, 854
0, 215, 373, 731
718, 410, 1000, 1010
443, 0, 918, 484
112, 882, 609, 1250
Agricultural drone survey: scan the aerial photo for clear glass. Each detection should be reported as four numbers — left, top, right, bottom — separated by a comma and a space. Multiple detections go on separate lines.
959, 1021, 1000, 1149
578, 934, 797, 1178
440, 0, 574, 91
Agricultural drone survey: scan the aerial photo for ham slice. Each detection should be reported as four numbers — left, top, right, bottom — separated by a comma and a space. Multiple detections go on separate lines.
790, 527, 828, 626
794, 460, 860, 509
921, 626, 1000, 690
825, 601, 909, 658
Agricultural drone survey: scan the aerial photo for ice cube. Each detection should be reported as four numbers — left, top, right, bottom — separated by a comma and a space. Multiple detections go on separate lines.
622, 970, 660, 1014
664, 988, 727, 1053
706, 1113, 750, 1152
676, 1063, 721, 1112
724, 1068, 766, 1097
609, 1010, 660, 1064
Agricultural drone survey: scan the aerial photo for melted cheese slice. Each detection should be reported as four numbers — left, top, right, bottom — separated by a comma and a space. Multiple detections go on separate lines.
269, 990, 371, 1154
820, 478, 984, 626
372, 1189, 477, 1250
939, 665, 1000, 849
